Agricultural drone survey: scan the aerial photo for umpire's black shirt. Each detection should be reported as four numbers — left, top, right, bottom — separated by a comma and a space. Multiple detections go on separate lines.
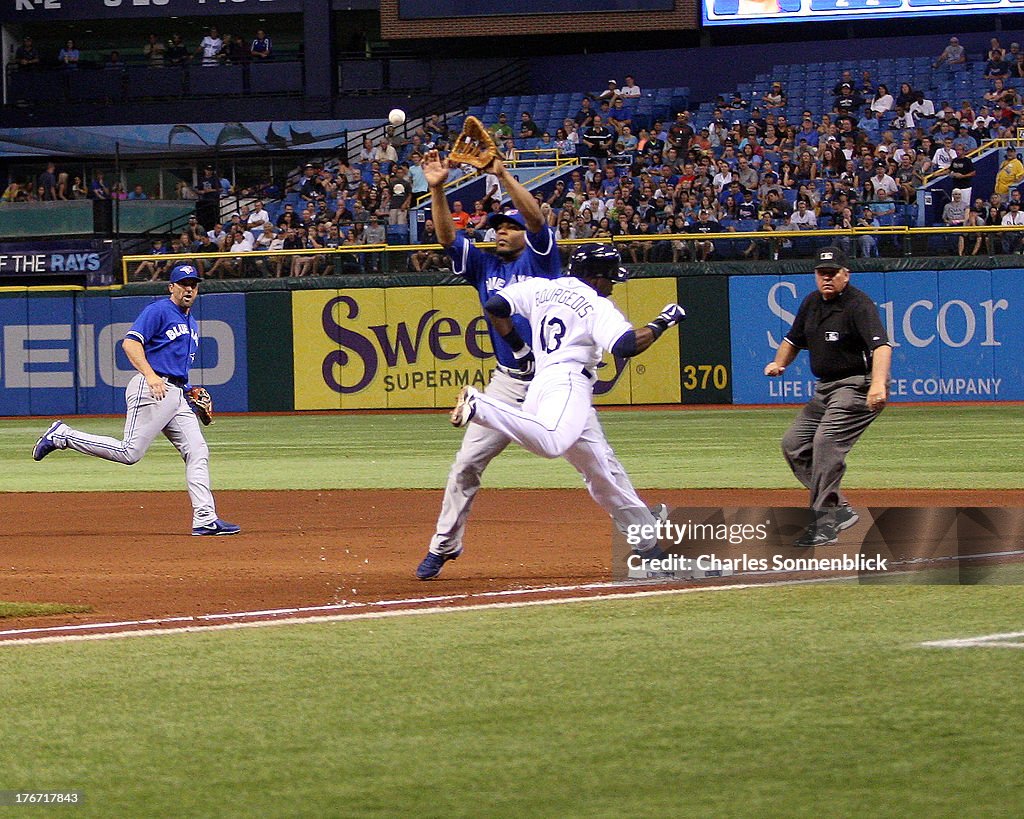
785, 284, 889, 380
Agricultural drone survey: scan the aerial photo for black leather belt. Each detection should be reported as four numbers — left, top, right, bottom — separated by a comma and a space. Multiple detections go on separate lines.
160, 374, 187, 388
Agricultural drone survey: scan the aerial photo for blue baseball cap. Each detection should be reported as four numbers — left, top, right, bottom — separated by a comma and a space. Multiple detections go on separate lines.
169, 263, 201, 283
486, 208, 527, 230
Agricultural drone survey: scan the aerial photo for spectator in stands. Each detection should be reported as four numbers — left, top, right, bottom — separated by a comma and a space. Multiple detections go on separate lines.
143, 34, 165, 67
223, 33, 249, 64
519, 111, 540, 140
687, 209, 721, 261
934, 37, 967, 68
573, 97, 595, 127
895, 154, 921, 204
105, 51, 125, 71
959, 207, 983, 256
932, 137, 956, 172
362, 216, 387, 271
37, 163, 57, 201
387, 165, 411, 226
127, 184, 148, 200
620, 75, 641, 98
1010, 52, 1024, 79
598, 80, 620, 103
166, 33, 189, 66
89, 172, 109, 200
608, 98, 633, 134
947, 144, 975, 203
134, 238, 170, 282
984, 47, 1007, 78
373, 137, 398, 165
762, 82, 786, 110
489, 112, 513, 142
869, 84, 893, 115
15, 36, 40, 70
942, 190, 968, 235
449, 200, 471, 231
196, 28, 223, 65
1001, 200, 1024, 252
554, 127, 577, 157
995, 147, 1024, 196
58, 39, 80, 70
582, 115, 615, 169
788, 199, 816, 230
410, 219, 445, 271
910, 90, 936, 121
250, 29, 272, 60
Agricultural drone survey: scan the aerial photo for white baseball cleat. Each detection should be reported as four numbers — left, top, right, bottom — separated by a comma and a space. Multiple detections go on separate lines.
450, 386, 478, 428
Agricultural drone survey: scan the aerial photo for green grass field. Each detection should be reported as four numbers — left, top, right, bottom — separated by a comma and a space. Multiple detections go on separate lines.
1, 404, 1021, 815
1, 586, 1021, 816
4, 405, 1024, 491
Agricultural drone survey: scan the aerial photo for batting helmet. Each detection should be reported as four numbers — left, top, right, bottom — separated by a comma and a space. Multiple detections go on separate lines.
568, 243, 629, 283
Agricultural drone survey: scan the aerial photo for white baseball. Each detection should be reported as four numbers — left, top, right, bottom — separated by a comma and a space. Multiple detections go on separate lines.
388, 108, 406, 126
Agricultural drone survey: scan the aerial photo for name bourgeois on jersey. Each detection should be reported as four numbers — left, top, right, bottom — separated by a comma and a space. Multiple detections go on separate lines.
535, 285, 594, 319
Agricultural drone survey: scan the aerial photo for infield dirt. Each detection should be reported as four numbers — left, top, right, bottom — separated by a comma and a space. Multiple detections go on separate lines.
3, 488, 1020, 636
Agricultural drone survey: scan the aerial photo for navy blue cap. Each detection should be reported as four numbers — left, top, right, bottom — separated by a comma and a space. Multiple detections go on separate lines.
486, 208, 527, 230
169, 263, 201, 283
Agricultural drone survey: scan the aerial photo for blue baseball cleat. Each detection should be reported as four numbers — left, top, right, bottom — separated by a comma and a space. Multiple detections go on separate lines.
32, 420, 64, 461
192, 519, 241, 537
416, 548, 462, 580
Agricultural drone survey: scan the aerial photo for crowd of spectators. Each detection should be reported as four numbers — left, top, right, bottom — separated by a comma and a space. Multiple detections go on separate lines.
9, 28, 274, 72
18, 34, 1024, 276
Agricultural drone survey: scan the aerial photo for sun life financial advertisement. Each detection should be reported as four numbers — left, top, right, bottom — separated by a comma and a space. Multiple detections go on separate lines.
703, 0, 1024, 26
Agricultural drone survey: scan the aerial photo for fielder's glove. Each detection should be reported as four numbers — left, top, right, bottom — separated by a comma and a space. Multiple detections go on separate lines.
448, 116, 503, 170
186, 386, 215, 426
646, 304, 686, 340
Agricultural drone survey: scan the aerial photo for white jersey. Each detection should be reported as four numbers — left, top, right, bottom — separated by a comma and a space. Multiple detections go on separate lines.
497, 276, 632, 372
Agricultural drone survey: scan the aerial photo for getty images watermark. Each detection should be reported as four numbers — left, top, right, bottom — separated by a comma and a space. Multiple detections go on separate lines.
614, 507, 1024, 583
624, 517, 888, 576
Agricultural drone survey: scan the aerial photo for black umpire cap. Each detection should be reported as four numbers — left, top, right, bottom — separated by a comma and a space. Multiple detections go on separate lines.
815, 246, 848, 271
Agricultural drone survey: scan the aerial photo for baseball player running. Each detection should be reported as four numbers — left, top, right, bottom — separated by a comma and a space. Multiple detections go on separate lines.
32, 263, 240, 536
764, 246, 891, 546
449, 243, 685, 562
416, 148, 562, 579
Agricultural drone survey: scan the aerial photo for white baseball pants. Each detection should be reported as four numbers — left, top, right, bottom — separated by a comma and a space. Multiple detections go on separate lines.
50, 373, 219, 528
448, 364, 662, 551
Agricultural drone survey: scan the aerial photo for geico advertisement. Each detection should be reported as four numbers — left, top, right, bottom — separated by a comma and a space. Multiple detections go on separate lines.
729, 270, 1022, 403
0, 293, 248, 416
292, 280, 682, 410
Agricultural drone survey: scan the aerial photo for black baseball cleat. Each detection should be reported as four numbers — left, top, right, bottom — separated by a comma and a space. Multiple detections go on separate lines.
833, 504, 860, 531
794, 521, 838, 547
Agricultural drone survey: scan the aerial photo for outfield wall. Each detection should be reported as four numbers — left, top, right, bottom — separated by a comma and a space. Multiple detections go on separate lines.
0, 268, 1019, 415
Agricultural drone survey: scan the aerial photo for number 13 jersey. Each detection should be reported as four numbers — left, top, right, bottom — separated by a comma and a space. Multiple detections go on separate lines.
497, 276, 633, 371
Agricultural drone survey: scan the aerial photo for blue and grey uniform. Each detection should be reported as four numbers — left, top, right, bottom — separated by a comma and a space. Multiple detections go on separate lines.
428, 216, 665, 562
428, 213, 561, 555
42, 269, 223, 531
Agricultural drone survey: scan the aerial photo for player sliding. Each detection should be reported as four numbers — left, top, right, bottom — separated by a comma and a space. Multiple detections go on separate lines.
31, 263, 239, 537
450, 243, 685, 562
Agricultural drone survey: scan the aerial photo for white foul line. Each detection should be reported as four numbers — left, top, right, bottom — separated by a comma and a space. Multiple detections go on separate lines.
0, 579, 821, 647
919, 630, 1024, 649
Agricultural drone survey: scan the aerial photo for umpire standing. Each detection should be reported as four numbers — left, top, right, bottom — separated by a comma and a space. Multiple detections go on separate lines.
764, 246, 892, 547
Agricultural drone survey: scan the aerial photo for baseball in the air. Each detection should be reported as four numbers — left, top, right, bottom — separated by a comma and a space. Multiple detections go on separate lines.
388, 108, 406, 126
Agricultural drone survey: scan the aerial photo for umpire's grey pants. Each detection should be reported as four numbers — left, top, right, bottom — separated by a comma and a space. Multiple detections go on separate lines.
781, 375, 882, 511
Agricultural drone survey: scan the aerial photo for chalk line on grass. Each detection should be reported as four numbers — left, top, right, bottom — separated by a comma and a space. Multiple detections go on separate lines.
919, 631, 1024, 649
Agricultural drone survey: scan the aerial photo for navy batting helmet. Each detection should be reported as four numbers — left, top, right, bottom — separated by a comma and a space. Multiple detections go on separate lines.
568, 243, 629, 283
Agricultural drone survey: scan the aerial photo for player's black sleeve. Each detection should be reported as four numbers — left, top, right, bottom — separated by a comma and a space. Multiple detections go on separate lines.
852, 296, 890, 350
484, 294, 512, 318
